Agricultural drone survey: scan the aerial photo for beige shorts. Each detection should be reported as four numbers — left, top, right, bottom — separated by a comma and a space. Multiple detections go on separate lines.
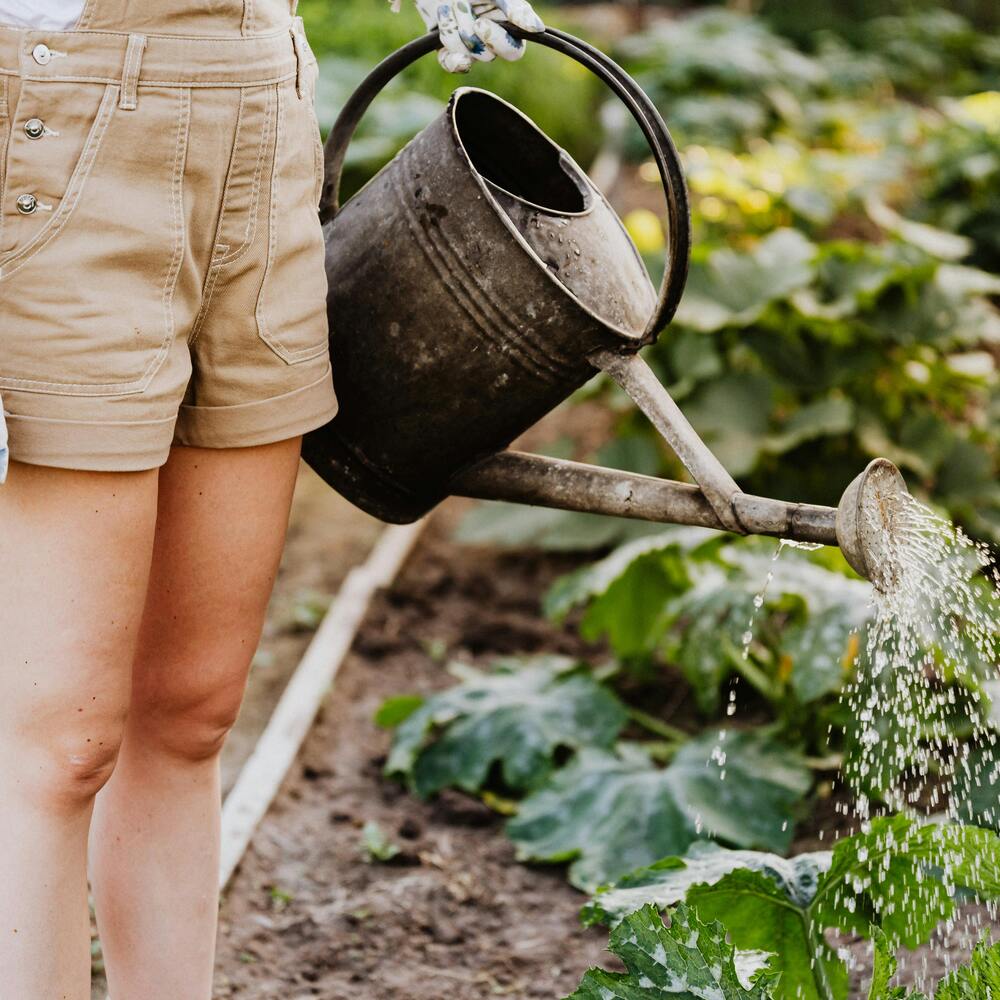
0, 15, 338, 472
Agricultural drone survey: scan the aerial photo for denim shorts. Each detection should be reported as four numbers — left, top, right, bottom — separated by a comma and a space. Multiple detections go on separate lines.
0, 0, 337, 472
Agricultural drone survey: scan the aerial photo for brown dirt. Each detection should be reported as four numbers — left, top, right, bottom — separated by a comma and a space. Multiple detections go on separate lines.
214, 509, 615, 999
212, 501, 999, 999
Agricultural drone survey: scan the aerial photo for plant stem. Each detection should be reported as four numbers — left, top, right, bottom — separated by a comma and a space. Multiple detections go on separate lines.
626, 706, 689, 744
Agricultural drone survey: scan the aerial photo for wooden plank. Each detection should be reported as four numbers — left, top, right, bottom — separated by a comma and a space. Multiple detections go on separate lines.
219, 519, 426, 890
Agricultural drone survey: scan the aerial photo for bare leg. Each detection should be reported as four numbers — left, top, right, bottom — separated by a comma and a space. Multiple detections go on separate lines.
0, 463, 158, 1000
89, 439, 302, 1000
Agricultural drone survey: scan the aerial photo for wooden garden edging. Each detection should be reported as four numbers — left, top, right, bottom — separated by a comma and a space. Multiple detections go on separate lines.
219, 519, 426, 889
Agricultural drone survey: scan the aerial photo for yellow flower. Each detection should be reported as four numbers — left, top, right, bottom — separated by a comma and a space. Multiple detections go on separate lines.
624, 209, 665, 254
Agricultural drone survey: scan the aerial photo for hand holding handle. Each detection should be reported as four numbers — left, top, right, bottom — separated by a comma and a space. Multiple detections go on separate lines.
319, 26, 691, 342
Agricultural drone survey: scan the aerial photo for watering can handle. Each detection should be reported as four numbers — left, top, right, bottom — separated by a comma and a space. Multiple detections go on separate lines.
319, 27, 691, 342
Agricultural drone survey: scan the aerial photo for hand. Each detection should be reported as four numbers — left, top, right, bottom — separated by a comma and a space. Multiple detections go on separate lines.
394, 1, 545, 74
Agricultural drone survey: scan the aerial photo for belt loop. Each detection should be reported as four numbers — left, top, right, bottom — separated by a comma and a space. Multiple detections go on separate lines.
290, 16, 306, 100
119, 33, 147, 111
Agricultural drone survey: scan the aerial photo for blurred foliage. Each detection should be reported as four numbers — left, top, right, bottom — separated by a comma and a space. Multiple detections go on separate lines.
298, 0, 602, 194
605, 8, 1000, 542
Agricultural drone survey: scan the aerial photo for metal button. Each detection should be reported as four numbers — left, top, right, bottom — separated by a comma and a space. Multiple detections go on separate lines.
24, 118, 45, 140
16, 194, 38, 215
31, 43, 52, 66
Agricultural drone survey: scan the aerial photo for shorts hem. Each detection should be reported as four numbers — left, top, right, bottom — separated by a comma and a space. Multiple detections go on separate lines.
3, 410, 176, 472
173, 365, 338, 450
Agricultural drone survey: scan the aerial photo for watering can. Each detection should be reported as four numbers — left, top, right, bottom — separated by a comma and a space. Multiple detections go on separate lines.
302, 27, 909, 590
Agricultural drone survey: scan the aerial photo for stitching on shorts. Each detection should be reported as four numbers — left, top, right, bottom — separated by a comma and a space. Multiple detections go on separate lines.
0, 83, 117, 279
0, 70, 299, 89
0, 27, 293, 43
210, 86, 274, 267
0, 76, 9, 251
242, 0, 256, 38
0, 86, 191, 396
73, 0, 96, 30
254, 83, 328, 365
188, 85, 275, 346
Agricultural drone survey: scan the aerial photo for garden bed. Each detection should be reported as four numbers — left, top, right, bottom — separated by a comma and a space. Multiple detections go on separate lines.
214, 510, 614, 998
213, 504, 997, 998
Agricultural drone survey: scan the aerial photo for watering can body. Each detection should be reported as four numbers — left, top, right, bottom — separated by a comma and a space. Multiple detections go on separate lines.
305, 86, 655, 523
303, 28, 909, 588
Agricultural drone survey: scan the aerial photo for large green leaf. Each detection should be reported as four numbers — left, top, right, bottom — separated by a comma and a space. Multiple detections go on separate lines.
935, 938, 1000, 1000
580, 820, 1000, 1000
543, 530, 719, 659
687, 869, 850, 1000
867, 930, 924, 1000
383, 656, 628, 798
952, 742, 1000, 831
674, 229, 816, 332
582, 841, 830, 928
565, 903, 780, 1000
811, 816, 1000, 949
507, 733, 810, 891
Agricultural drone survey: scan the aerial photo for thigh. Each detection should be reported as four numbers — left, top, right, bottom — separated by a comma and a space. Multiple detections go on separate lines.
128, 439, 302, 721
0, 463, 158, 783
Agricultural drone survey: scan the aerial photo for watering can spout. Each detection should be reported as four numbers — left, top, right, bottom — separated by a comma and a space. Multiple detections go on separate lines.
453, 452, 910, 590
452, 341, 911, 590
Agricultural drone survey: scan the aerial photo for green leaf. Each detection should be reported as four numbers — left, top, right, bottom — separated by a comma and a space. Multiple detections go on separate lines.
763, 397, 855, 455
455, 502, 656, 553
866, 930, 918, 1000
780, 606, 859, 704
581, 821, 1000, 1000
565, 903, 780, 1000
544, 530, 716, 622
507, 732, 810, 891
682, 374, 775, 477
360, 821, 401, 863
935, 938, 1000, 1000
543, 530, 721, 659
952, 742, 1000, 832
374, 695, 425, 729
675, 229, 817, 332
384, 656, 628, 798
663, 574, 758, 713
866, 197, 973, 261
687, 869, 850, 1000
582, 841, 830, 928
812, 816, 1000, 949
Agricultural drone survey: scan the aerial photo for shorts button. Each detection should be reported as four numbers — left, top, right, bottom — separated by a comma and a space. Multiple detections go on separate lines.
31, 43, 52, 66
24, 118, 45, 140
16, 194, 38, 215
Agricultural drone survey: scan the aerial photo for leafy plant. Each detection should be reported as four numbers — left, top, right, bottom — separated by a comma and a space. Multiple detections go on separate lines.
582, 817, 1000, 1000
360, 821, 401, 863
507, 732, 810, 891
565, 903, 779, 1000
863, 928, 1000, 999
566, 907, 1000, 1000
546, 530, 869, 718
383, 655, 628, 797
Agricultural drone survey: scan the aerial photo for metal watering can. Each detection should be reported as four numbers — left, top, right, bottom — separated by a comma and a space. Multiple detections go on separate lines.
303, 27, 909, 589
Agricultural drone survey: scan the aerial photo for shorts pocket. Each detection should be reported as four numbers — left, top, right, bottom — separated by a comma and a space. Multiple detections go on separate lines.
0, 85, 190, 396
254, 81, 330, 366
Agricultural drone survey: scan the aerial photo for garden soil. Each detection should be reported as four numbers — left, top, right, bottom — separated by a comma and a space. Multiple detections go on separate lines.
212, 503, 998, 999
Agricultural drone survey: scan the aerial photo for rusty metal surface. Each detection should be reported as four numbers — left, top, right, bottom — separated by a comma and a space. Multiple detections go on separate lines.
454, 451, 839, 546
591, 350, 745, 533
305, 89, 644, 522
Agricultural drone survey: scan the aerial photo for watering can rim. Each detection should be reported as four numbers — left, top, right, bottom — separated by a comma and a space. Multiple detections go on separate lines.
318, 25, 693, 347
446, 85, 655, 343
449, 86, 599, 222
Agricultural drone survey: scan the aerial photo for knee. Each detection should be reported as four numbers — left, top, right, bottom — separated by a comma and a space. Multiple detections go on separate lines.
32, 720, 127, 813
137, 679, 246, 764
